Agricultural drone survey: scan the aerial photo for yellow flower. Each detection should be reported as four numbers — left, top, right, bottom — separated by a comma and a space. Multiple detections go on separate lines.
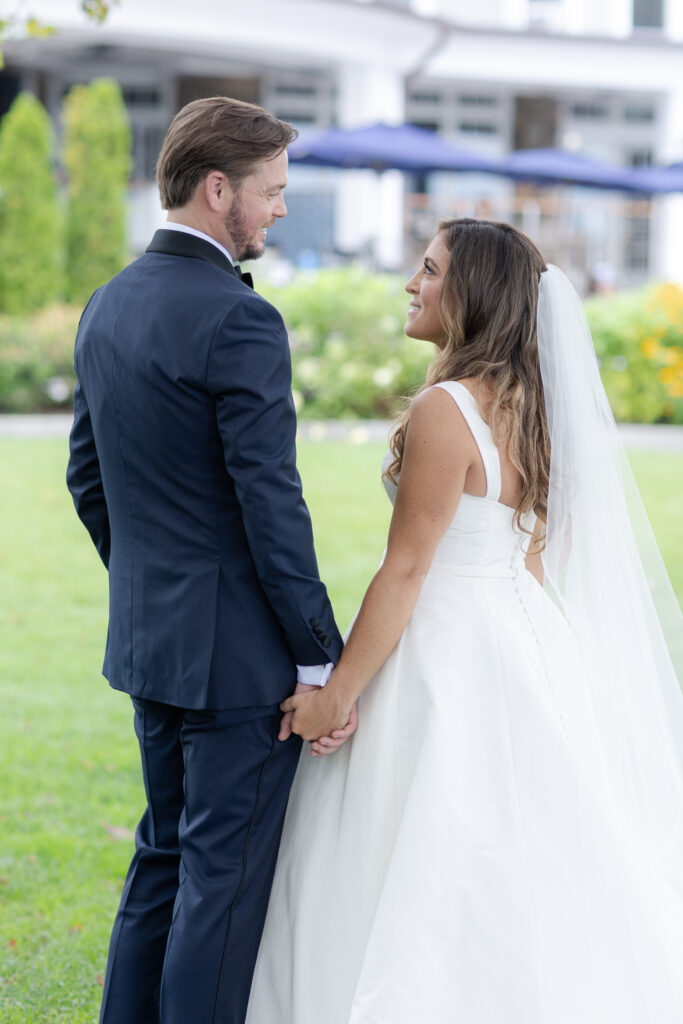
660, 346, 683, 366
659, 365, 683, 398
640, 339, 660, 360
650, 283, 683, 329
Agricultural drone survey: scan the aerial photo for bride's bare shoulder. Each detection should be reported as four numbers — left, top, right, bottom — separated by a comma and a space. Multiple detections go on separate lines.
405, 385, 479, 463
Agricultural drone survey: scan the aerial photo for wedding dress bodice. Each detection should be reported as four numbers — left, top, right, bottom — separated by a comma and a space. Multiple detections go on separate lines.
381, 380, 533, 577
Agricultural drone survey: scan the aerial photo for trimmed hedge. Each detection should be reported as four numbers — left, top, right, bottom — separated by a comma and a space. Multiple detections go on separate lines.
63, 79, 131, 304
0, 93, 62, 314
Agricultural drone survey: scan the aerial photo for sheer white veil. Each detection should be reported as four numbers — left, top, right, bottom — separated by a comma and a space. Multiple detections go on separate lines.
538, 265, 683, 882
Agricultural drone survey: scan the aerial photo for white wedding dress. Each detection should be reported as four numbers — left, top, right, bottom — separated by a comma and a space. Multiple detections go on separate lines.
246, 380, 683, 1023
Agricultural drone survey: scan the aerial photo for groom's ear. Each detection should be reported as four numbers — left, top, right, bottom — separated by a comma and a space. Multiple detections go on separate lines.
204, 171, 234, 213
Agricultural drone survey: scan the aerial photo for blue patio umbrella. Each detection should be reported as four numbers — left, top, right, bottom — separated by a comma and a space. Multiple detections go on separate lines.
626, 161, 683, 194
288, 122, 497, 174
498, 148, 653, 193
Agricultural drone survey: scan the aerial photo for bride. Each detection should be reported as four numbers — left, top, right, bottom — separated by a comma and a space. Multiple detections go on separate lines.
246, 218, 683, 1023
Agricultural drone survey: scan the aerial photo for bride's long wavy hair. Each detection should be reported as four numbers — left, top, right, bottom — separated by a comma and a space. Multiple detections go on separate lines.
387, 218, 550, 532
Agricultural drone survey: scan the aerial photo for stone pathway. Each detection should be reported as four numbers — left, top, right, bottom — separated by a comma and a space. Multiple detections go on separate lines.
0, 414, 74, 438
1, 414, 683, 451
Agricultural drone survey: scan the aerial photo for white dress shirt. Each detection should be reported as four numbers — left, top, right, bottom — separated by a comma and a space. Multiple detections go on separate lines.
163, 221, 235, 263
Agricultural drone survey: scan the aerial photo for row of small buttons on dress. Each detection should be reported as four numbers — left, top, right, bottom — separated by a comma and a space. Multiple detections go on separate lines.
310, 618, 331, 648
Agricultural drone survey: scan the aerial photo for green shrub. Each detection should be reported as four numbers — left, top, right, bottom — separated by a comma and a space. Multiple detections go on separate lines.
2, 271, 683, 424
63, 78, 131, 304
0, 93, 62, 314
260, 266, 432, 419
586, 281, 683, 424
0, 304, 79, 412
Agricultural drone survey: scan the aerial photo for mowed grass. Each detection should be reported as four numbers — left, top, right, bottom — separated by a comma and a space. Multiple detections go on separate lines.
0, 437, 681, 1023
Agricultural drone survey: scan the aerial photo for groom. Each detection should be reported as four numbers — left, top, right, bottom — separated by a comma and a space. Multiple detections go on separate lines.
67, 97, 351, 1024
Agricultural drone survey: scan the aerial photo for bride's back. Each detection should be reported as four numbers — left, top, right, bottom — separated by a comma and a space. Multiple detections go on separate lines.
382, 379, 534, 577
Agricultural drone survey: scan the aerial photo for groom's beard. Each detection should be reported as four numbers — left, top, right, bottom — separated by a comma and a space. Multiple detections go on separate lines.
224, 196, 265, 263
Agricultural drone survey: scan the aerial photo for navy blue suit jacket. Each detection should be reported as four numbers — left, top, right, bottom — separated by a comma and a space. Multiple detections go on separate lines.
66, 229, 343, 709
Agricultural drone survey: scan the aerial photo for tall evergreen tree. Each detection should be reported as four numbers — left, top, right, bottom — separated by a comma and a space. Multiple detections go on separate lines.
0, 92, 62, 314
64, 78, 131, 303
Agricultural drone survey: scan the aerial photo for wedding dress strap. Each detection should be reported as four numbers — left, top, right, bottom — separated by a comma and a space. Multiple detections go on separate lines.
432, 381, 502, 501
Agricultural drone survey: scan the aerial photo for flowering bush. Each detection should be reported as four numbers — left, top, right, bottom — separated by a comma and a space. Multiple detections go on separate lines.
260, 266, 431, 419
0, 305, 79, 412
1, 273, 682, 424
586, 282, 683, 424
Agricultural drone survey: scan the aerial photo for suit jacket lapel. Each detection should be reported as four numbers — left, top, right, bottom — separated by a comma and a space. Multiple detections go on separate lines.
146, 229, 241, 281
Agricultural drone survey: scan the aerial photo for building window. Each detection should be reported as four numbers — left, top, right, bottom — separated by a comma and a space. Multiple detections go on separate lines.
623, 104, 655, 123
409, 120, 440, 133
624, 215, 650, 270
571, 102, 609, 120
633, 0, 664, 29
273, 84, 318, 97
458, 95, 498, 108
408, 90, 443, 105
132, 124, 167, 181
122, 86, 162, 107
627, 148, 653, 167
457, 122, 498, 135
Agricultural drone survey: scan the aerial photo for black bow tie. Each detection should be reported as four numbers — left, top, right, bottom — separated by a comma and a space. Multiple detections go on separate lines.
234, 265, 254, 289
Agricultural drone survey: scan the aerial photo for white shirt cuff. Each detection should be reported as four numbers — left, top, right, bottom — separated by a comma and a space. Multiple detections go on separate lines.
296, 662, 335, 688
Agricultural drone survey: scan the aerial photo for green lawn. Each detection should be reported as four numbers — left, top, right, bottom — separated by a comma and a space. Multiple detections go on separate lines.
0, 438, 681, 1023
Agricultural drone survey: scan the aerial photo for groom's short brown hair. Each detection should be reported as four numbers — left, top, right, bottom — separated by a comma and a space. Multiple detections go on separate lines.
156, 96, 298, 210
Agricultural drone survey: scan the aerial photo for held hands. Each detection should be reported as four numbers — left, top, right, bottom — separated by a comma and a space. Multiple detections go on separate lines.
280, 685, 357, 755
309, 702, 357, 757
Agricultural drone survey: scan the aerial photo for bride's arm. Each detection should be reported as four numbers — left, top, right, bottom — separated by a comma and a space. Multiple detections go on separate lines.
281, 387, 478, 742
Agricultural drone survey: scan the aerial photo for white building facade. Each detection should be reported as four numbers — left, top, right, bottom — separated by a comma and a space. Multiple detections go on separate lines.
1, 0, 681, 286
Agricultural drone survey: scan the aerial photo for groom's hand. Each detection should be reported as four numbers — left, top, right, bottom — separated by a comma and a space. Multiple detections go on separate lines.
279, 685, 358, 755
280, 687, 352, 744
278, 682, 320, 742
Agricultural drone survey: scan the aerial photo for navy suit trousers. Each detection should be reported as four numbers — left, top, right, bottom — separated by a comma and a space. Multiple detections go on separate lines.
99, 697, 302, 1024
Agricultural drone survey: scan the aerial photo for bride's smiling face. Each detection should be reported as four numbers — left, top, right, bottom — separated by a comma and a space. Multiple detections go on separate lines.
404, 232, 449, 348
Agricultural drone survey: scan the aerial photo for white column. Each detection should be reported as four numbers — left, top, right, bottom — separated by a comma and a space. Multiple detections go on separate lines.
499, 0, 528, 31
651, 87, 683, 285
334, 63, 406, 270
665, 0, 683, 40
602, 0, 633, 37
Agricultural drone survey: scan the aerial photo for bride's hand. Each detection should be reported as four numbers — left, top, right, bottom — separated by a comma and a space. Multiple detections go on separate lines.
280, 687, 352, 743
310, 703, 358, 757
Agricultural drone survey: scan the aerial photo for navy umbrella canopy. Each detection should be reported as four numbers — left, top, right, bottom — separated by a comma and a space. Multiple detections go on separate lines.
498, 148, 653, 193
288, 122, 497, 174
627, 161, 683, 194
289, 128, 683, 194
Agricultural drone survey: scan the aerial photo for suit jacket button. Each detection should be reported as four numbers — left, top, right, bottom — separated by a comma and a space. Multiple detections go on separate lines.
322, 638, 331, 648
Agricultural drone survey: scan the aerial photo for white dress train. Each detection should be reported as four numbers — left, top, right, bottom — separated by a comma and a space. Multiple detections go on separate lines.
246, 380, 683, 1023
